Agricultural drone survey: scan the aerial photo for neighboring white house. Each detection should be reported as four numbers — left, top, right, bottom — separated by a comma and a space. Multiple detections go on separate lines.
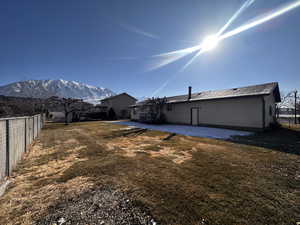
101, 93, 137, 119
131, 82, 281, 131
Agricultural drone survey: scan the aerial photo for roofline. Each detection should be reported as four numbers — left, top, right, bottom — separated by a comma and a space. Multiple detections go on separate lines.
166, 82, 279, 100
101, 93, 137, 102
172, 93, 272, 103
132, 82, 280, 106
131, 93, 270, 107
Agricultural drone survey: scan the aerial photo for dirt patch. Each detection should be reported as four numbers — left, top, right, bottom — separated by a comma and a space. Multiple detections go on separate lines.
107, 135, 195, 164
63, 138, 80, 145
172, 151, 193, 164
207, 193, 225, 200
35, 186, 157, 225
65, 128, 82, 132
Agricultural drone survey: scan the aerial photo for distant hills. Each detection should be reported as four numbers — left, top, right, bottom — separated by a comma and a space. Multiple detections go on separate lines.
0, 79, 115, 104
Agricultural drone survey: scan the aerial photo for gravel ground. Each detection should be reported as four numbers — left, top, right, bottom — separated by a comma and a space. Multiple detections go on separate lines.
35, 186, 157, 225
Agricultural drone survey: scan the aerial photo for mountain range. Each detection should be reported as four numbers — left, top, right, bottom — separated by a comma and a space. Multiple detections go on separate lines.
0, 79, 115, 104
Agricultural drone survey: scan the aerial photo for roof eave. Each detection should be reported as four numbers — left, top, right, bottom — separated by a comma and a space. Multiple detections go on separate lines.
101, 93, 137, 102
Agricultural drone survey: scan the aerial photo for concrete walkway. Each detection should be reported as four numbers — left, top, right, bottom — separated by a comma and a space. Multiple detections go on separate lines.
113, 121, 252, 139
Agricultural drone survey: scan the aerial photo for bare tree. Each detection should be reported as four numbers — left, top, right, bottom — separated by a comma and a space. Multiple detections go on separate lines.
143, 97, 167, 123
278, 91, 294, 109
278, 90, 300, 124
0, 95, 46, 117
62, 98, 82, 124
45, 97, 88, 125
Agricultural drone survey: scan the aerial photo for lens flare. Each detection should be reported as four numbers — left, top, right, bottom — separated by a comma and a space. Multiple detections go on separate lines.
145, 44, 201, 71
217, 0, 255, 36
149, 0, 300, 96
180, 49, 205, 72
220, 0, 300, 40
150, 0, 300, 74
201, 35, 220, 52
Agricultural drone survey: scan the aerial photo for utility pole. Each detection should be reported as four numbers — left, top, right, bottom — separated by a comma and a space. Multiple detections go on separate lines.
295, 90, 298, 124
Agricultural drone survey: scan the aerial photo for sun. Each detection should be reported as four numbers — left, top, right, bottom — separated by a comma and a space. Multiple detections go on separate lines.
201, 35, 220, 52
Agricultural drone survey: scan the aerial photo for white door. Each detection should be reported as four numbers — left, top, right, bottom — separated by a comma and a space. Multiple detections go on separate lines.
191, 108, 198, 126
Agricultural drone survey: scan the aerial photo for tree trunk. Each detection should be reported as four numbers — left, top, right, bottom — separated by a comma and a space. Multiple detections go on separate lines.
65, 111, 69, 125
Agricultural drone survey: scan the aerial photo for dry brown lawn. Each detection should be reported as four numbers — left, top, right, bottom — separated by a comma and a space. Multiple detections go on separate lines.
0, 121, 299, 225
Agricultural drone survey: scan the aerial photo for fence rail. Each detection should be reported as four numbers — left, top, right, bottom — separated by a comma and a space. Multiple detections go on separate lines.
0, 114, 45, 183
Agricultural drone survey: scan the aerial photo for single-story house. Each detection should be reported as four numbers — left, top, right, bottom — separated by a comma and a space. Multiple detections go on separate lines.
131, 82, 281, 130
101, 93, 137, 119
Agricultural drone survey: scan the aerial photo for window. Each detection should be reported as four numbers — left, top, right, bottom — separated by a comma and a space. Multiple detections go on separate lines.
167, 104, 172, 111
269, 106, 273, 116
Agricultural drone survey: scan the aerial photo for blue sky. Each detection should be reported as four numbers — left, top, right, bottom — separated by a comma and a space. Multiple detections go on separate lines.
0, 0, 300, 97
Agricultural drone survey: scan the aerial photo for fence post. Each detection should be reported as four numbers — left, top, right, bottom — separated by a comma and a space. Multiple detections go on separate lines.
5, 120, 10, 177
33, 116, 35, 139
24, 118, 27, 153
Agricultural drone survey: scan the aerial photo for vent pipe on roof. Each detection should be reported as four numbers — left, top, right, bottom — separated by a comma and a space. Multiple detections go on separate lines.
188, 86, 192, 100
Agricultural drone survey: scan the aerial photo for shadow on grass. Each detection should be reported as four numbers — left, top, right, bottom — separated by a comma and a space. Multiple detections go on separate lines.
42, 123, 67, 130
229, 127, 300, 155
103, 128, 148, 139
163, 133, 176, 141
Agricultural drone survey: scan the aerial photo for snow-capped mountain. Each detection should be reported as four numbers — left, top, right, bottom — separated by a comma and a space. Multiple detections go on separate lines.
0, 79, 115, 103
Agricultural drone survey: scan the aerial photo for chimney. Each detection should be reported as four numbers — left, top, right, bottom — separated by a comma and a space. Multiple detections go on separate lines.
188, 86, 192, 100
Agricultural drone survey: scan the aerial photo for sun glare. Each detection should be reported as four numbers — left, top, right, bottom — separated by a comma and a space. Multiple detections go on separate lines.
201, 35, 220, 52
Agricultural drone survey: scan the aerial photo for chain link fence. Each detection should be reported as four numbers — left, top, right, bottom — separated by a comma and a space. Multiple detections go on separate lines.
0, 114, 45, 183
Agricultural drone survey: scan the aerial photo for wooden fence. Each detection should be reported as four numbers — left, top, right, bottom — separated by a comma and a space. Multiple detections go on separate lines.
0, 114, 45, 183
